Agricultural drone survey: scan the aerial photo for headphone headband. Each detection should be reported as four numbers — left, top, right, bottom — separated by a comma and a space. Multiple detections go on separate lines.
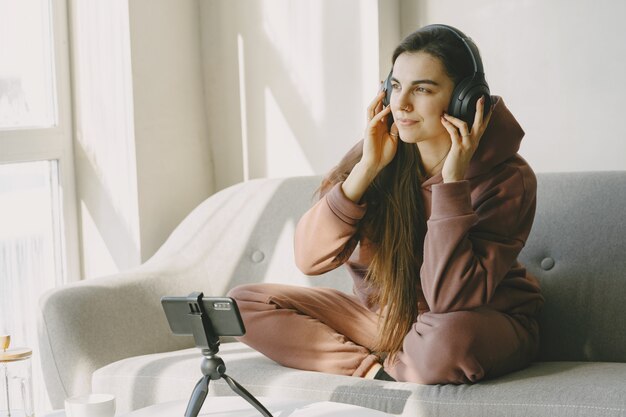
421, 24, 484, 74
383, 23, 491, 126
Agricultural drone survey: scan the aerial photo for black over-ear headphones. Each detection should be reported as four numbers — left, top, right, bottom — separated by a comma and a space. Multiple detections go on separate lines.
382, 24, 491, 126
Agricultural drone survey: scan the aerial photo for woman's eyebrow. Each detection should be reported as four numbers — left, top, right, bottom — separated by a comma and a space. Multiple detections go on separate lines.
391, 76, 440, 86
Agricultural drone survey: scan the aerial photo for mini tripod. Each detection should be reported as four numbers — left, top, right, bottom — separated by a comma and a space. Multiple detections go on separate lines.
163, 292, 273, 417
185, 349, 273, 417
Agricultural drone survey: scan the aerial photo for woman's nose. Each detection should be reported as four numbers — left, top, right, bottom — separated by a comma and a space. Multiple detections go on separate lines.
394, 91, 412, 112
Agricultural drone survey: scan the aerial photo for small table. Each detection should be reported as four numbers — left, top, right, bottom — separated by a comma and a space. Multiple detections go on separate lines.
118, 396, 393, 417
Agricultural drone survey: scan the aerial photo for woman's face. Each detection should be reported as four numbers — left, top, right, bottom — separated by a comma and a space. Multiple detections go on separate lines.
389, 51, 455, 144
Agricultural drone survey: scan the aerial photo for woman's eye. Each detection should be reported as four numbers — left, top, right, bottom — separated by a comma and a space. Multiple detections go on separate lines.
415, 86, 430, 94
391, 83, 400, 90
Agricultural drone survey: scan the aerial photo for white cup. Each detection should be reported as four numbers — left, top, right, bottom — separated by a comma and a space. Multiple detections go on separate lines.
65, 393, 116, 417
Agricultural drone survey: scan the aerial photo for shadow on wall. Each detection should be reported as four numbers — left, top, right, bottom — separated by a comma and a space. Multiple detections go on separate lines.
74, 143, 140, 276
203, 0, 373, 190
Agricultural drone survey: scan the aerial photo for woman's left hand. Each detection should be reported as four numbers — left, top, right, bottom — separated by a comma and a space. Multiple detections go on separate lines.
440, 96, 493, 183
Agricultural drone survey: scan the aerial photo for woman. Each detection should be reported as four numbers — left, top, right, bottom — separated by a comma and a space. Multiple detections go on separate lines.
228, 25, 543, 384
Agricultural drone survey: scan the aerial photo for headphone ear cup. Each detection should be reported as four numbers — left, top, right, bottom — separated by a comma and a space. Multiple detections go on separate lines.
382, 70, 394, 129
382, 71, 393, 107
448, 77, 472, 122
448, 75, 491, 126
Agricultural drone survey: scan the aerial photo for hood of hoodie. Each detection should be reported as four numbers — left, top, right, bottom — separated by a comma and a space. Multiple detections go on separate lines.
422, 96, 524, 188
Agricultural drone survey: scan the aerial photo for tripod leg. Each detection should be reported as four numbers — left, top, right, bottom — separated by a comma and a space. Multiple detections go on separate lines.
185, 375, 211, 417
222, 373, 274, 417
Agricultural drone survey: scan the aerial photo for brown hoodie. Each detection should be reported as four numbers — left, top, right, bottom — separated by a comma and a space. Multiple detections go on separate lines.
294, 96, 544, 318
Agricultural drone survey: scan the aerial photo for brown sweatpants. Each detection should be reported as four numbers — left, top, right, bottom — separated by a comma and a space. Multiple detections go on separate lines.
227, 283, 539, 384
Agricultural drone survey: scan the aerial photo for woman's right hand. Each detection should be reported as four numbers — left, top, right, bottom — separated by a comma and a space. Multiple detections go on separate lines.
340, 89, 399, 203
361, 89, 399, 175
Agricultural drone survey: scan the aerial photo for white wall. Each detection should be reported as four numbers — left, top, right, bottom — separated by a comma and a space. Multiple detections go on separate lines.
129, 0, 214, 260
399, 0, 626, 172
200, 0, 385, 191
71, 0, 142, 277
68, 0, 626, 278
70, 0, 214, 278
202, 0, 626, 191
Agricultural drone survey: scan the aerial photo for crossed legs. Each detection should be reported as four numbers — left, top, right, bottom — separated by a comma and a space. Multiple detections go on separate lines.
227, 283, 381, 376
228, 284, 538, 384
386, 308, 538, 383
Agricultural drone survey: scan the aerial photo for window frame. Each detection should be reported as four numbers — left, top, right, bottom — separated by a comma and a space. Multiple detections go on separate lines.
0, 0, 80, 283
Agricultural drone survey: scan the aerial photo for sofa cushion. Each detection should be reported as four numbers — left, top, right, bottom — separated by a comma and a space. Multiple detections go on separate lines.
93, 342, 626, 417
518, 172, 626, 362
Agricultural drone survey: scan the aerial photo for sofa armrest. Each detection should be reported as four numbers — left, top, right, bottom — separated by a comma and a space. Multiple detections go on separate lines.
38, 175, 351, 408
37, 180, 252, 407
38, 266, 195, 408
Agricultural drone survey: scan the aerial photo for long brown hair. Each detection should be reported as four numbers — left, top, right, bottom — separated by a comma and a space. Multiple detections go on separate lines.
318, 27, 473, 357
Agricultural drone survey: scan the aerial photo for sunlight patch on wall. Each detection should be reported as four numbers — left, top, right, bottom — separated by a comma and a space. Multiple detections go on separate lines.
260, 0, 325, 123
72, 0, 142, 275
264, 87, 313, 178
237, 33, 250, 181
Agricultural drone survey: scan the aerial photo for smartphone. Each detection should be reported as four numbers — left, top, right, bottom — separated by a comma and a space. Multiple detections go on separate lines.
161, 295, 245, 337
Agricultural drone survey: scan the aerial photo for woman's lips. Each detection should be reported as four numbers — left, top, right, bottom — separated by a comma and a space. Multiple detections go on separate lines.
396, 118, 418, 126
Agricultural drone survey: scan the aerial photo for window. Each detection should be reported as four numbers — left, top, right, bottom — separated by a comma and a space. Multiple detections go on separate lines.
0, 160, 64, 333
0, 0, 78, 413
0, 0, 56, 129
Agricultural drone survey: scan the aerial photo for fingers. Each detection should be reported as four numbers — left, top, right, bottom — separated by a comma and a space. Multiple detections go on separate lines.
375, 97, 383, 116
441, 113, 471, 143
440, 115, 462, 144
367, 90, 386, 121
473, 96, 485, 131
472, 95, 493, 133
369, 104, 392, 126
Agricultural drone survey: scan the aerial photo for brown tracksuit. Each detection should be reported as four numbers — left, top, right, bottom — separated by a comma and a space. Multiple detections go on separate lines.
229, 96, 544, 384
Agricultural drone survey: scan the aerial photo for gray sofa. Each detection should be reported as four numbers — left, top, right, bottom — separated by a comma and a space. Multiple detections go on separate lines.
38, 172, 626, 417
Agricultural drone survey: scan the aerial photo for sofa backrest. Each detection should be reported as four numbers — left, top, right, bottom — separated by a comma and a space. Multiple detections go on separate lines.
154, 172, 626, 363
150, 176, 355, 299
518, 171, 626, 362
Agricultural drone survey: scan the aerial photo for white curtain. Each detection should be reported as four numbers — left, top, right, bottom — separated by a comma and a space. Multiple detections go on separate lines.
0, 161, 61, 413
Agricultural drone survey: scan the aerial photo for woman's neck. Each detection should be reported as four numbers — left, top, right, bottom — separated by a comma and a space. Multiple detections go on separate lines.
416, 139, 451, 177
